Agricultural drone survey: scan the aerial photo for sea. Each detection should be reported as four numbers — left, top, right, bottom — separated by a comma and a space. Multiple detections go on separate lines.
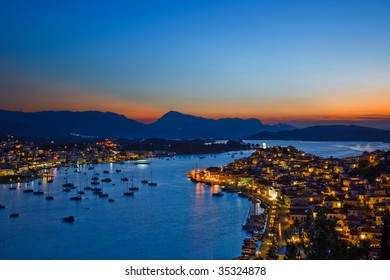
1, 141, 390, 260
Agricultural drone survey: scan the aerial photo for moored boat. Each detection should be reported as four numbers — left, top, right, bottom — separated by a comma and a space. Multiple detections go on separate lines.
62, 216, 75, 222
33, 190, 44, 195
212, 192, 224, 197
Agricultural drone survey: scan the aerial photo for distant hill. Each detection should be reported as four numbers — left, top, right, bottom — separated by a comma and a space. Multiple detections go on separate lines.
152, 111, 294, 139
248, 125, 390, 142
0, 110, 156, 139
0, 109, 293, 140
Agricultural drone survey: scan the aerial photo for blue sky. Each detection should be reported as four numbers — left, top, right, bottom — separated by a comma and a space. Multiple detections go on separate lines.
1, 0, 390, 125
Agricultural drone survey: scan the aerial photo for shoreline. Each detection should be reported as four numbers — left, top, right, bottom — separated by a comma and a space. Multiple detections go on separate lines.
188, 171, 274, 260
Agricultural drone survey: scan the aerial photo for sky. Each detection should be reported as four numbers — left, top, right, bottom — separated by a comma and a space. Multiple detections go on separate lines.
1, 0, 390, 127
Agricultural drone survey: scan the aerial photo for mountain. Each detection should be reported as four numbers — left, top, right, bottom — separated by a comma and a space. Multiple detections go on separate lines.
0, 109, 292, 140
152, 111, 294, 138
0, 110, 156, 139
248, 125, 390, 142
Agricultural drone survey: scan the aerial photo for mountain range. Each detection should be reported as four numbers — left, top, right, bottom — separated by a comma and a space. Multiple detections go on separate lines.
1, 109, 389, 142
0, 110, 293, 140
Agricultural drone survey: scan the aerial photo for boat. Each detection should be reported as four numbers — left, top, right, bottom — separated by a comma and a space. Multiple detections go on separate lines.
238, 191, 249, 198
123, 191, 134, 196
109, 199, 115, 202
124, 180, 135, 196
84, 186, 92, 190
23, 189, 33, 193
47, 178, 53, 183
135, 159, 149, 165
91, 181, 100, 185
88, 166, 94, 170
62, 178, 74, 188
9, 213, 19, 218
33, 190, 44, 195
128, 175, 139, 191
120, 171, 129, 181
63, 188, 71, 192
141, 172, 148, 184
101, 178, 112, 183
0, 204, 5, 209
212, 192, 224, 197
116, 169, 121, 173
9, 185, 17, 190
98, 193, 108, 198
103, 170, 109, 174
242, 202, 265, 233
148, 172, 157, 186
46, 184, 54, 200
62, 216, 75, 222
70, 196, 82, 201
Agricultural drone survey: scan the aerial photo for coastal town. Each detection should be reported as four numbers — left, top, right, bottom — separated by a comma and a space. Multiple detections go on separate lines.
1, 134, 390, 260
0, 135, 250, 184
0, 136, 153, 183
188, 145, 390, 260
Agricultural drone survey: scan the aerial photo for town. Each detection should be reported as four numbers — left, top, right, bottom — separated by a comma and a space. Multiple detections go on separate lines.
0, 136, 251, 184
188, 145, 390, 260
0, 136, 154, 184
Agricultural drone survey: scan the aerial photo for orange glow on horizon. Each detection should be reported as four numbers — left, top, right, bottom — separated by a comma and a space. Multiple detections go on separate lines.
2, 79, 390, 124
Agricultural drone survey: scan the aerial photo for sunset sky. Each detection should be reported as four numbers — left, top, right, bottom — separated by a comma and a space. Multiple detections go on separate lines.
1, 0, 390, 126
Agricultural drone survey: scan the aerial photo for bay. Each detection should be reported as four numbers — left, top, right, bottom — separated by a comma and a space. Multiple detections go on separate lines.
0, 152, 253, 260
1, 140, 390, 260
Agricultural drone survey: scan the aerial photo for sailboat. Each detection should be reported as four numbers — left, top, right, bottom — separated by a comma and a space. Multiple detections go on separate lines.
128, 174, 139, 191
141, 172, 148, 184
148, 172, 157, 186
123, 180, 134, 196
120, 170, 129, 181
62, 177, 74, 188
9, 199, 19, 218
98, 183, 108, 197
46, 183, 54, 200
33, 182, 44, 195
70, 194, 82, 201
23, 183, 33, 193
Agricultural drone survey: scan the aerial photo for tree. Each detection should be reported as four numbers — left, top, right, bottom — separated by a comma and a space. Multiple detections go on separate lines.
348, 239, 371, 260
285, 242, 300, 260
266, 245, 278, 260
305, 212, 348, 260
